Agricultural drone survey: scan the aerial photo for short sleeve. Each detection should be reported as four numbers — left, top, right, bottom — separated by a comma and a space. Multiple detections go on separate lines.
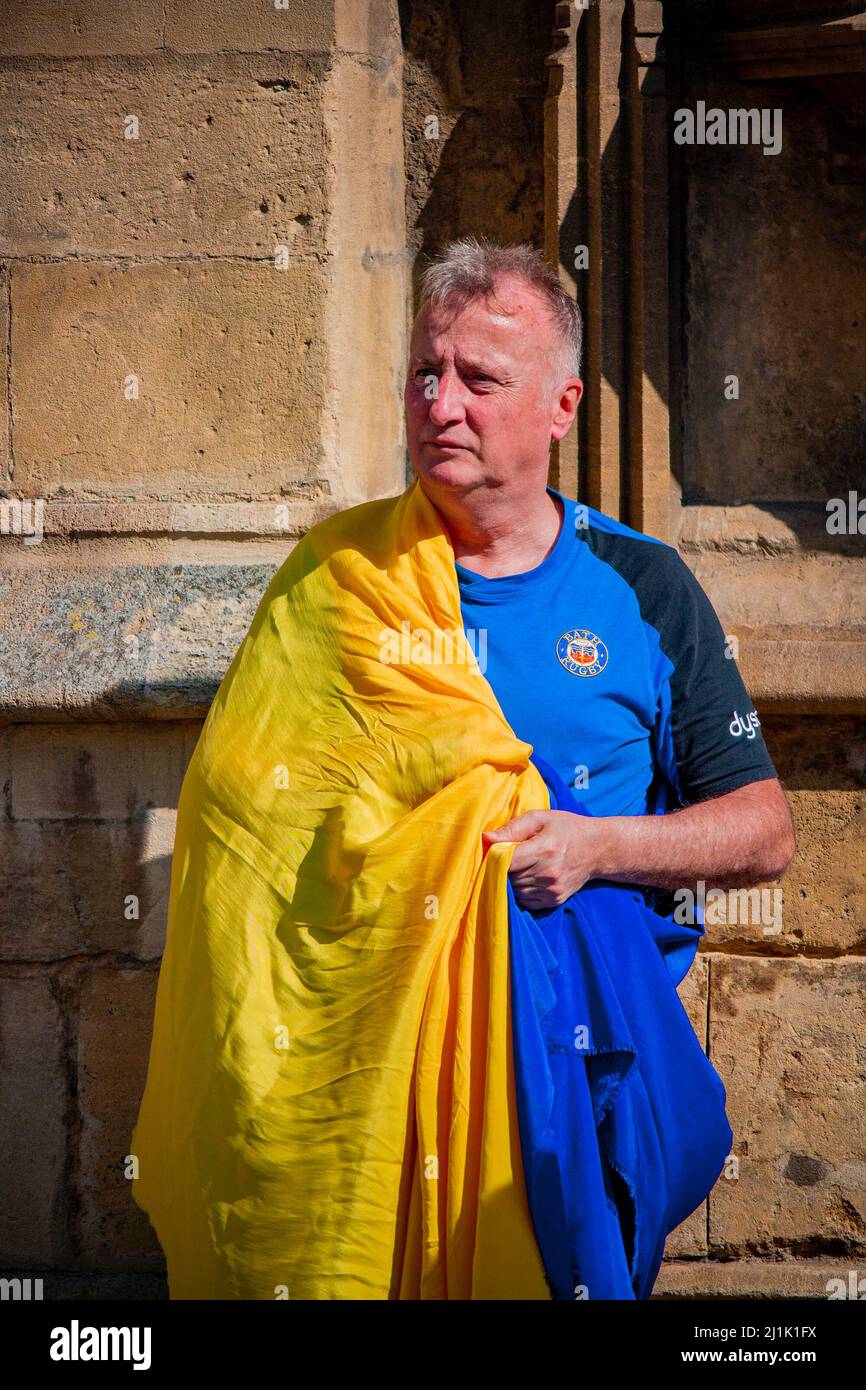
648, 551, 779, 807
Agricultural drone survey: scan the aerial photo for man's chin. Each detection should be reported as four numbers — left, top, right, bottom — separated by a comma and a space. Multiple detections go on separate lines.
413, 453, 482, 492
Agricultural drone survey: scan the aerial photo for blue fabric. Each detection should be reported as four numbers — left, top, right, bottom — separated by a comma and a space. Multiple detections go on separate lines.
455, 486, 778, 820
508, 753, 733, 1301
455, 488, 675, 819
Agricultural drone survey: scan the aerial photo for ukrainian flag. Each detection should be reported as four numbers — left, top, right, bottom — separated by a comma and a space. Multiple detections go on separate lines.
130, 479, 731, 1299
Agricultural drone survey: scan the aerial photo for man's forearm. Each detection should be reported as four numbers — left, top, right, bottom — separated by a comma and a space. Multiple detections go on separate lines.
590, 778, 796, 891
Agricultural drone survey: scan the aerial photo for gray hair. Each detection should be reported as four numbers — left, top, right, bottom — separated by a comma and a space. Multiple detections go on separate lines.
418, 236, 582, 382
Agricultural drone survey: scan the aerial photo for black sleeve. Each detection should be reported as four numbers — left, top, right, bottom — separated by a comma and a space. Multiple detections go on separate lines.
584, 525, 779, 807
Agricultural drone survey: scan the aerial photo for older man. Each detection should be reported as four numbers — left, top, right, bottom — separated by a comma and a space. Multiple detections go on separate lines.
405, 237, 795, 910
131, 237, 795, 1303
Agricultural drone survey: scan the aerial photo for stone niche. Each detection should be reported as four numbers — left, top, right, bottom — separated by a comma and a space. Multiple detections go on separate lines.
681, 0, 866, 717
686, 5, 866, 505
543, 0, 866, 711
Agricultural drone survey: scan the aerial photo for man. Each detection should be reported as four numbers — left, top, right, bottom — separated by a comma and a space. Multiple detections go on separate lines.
404, 236, 795, 910
130, 238, 795, 1302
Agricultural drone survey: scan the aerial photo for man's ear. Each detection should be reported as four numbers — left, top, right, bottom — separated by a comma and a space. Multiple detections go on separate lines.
551, 379, 583, 443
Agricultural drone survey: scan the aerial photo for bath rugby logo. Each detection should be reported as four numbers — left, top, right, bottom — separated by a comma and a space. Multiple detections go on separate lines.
556, 628, 608, 677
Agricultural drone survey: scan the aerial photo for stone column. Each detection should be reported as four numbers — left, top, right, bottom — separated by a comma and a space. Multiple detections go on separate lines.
544, 0, 674, 541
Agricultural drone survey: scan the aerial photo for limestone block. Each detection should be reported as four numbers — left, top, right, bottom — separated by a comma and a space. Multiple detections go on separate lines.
0, 53, 327, 258
684, 555, 866, 715
774, 718, 866, 951
0, 2, 164, 56
655, 1255, 866, 1300
666, 953, 712, 1256
678, 948, 709, 1042
322, 50, 408, 502
698, 790, 865, 954
77, 967, 162, 1263
0, 0, 399, 61
0, 974, 68, 1264
168, 0, 334, 56
709, 956, 866, 1253
690, 554, 866, 632
12, 260, 326, 498
0, 265, 9, 483
0, 561, 279, 717
0, 812, 178, 962
9, 722, 199, 821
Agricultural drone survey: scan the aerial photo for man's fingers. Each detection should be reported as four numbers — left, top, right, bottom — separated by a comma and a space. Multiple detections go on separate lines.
482, 810, 547, 844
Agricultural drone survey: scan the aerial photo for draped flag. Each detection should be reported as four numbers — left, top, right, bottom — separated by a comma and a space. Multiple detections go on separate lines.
130, 478, 732, 1299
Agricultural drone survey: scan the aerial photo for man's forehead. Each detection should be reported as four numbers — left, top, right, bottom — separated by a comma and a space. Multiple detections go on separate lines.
411, 283, 550, 359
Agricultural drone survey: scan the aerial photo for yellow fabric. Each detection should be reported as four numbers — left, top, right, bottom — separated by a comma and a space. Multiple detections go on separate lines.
130, 477, 553, 1299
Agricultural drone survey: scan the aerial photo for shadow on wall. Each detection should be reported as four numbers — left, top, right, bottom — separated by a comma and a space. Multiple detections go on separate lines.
0, 703, 206, 1299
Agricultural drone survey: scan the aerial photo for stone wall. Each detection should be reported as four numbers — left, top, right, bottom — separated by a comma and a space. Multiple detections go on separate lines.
0, 0, 408, 1297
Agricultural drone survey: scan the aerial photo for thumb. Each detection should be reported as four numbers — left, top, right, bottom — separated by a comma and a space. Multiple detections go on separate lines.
482, 811, 546, 844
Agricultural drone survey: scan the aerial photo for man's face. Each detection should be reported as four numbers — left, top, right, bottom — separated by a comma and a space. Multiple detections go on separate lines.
404, 273, 582, 500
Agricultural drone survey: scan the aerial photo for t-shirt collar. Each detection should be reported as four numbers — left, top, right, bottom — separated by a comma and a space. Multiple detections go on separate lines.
453, 486, 572, 601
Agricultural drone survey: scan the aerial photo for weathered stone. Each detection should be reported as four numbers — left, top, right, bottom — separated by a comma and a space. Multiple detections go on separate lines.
737, 640, 866, 714
0, 265, 9, 483
772, 718, 866, 942
0, 973, 68, 1264
0, 812, 179, 962
709, 957, 866, 1253
0, 1, 393, 61
690, 553, 866, 633
678, 948, 709, 1041
0, 53, 327, 258
0, 562, 279, 718
666, 953, 712, 1257
167, 0, 395, 59
10, 495, 336, 540
704, 792, 865, 954
678, 501, 866, 556
683, 552, 866, 714
322, 48, 408, 503
665, 1204, 708, 1260
0, 1, 164, 56
12, 260, 327, 498
655, 1255, 866, 1300
77, 966, 162, 1264
9, 722, 198, 821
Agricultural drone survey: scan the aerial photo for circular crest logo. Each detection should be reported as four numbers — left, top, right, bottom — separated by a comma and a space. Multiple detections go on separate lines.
556, 628, 608, 677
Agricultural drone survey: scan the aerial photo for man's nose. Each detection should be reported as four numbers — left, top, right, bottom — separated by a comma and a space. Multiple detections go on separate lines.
427, 373, 466, 424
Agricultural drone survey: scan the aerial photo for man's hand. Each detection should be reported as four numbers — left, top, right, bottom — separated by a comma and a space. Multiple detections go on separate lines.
482, 810, 600, 910
482, 777, 796, 913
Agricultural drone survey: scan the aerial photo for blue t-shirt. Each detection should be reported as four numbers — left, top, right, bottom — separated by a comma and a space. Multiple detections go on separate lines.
454, 487, 778, 823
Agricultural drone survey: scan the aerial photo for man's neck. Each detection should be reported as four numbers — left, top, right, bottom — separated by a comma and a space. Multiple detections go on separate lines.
425, 481, 564, 579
